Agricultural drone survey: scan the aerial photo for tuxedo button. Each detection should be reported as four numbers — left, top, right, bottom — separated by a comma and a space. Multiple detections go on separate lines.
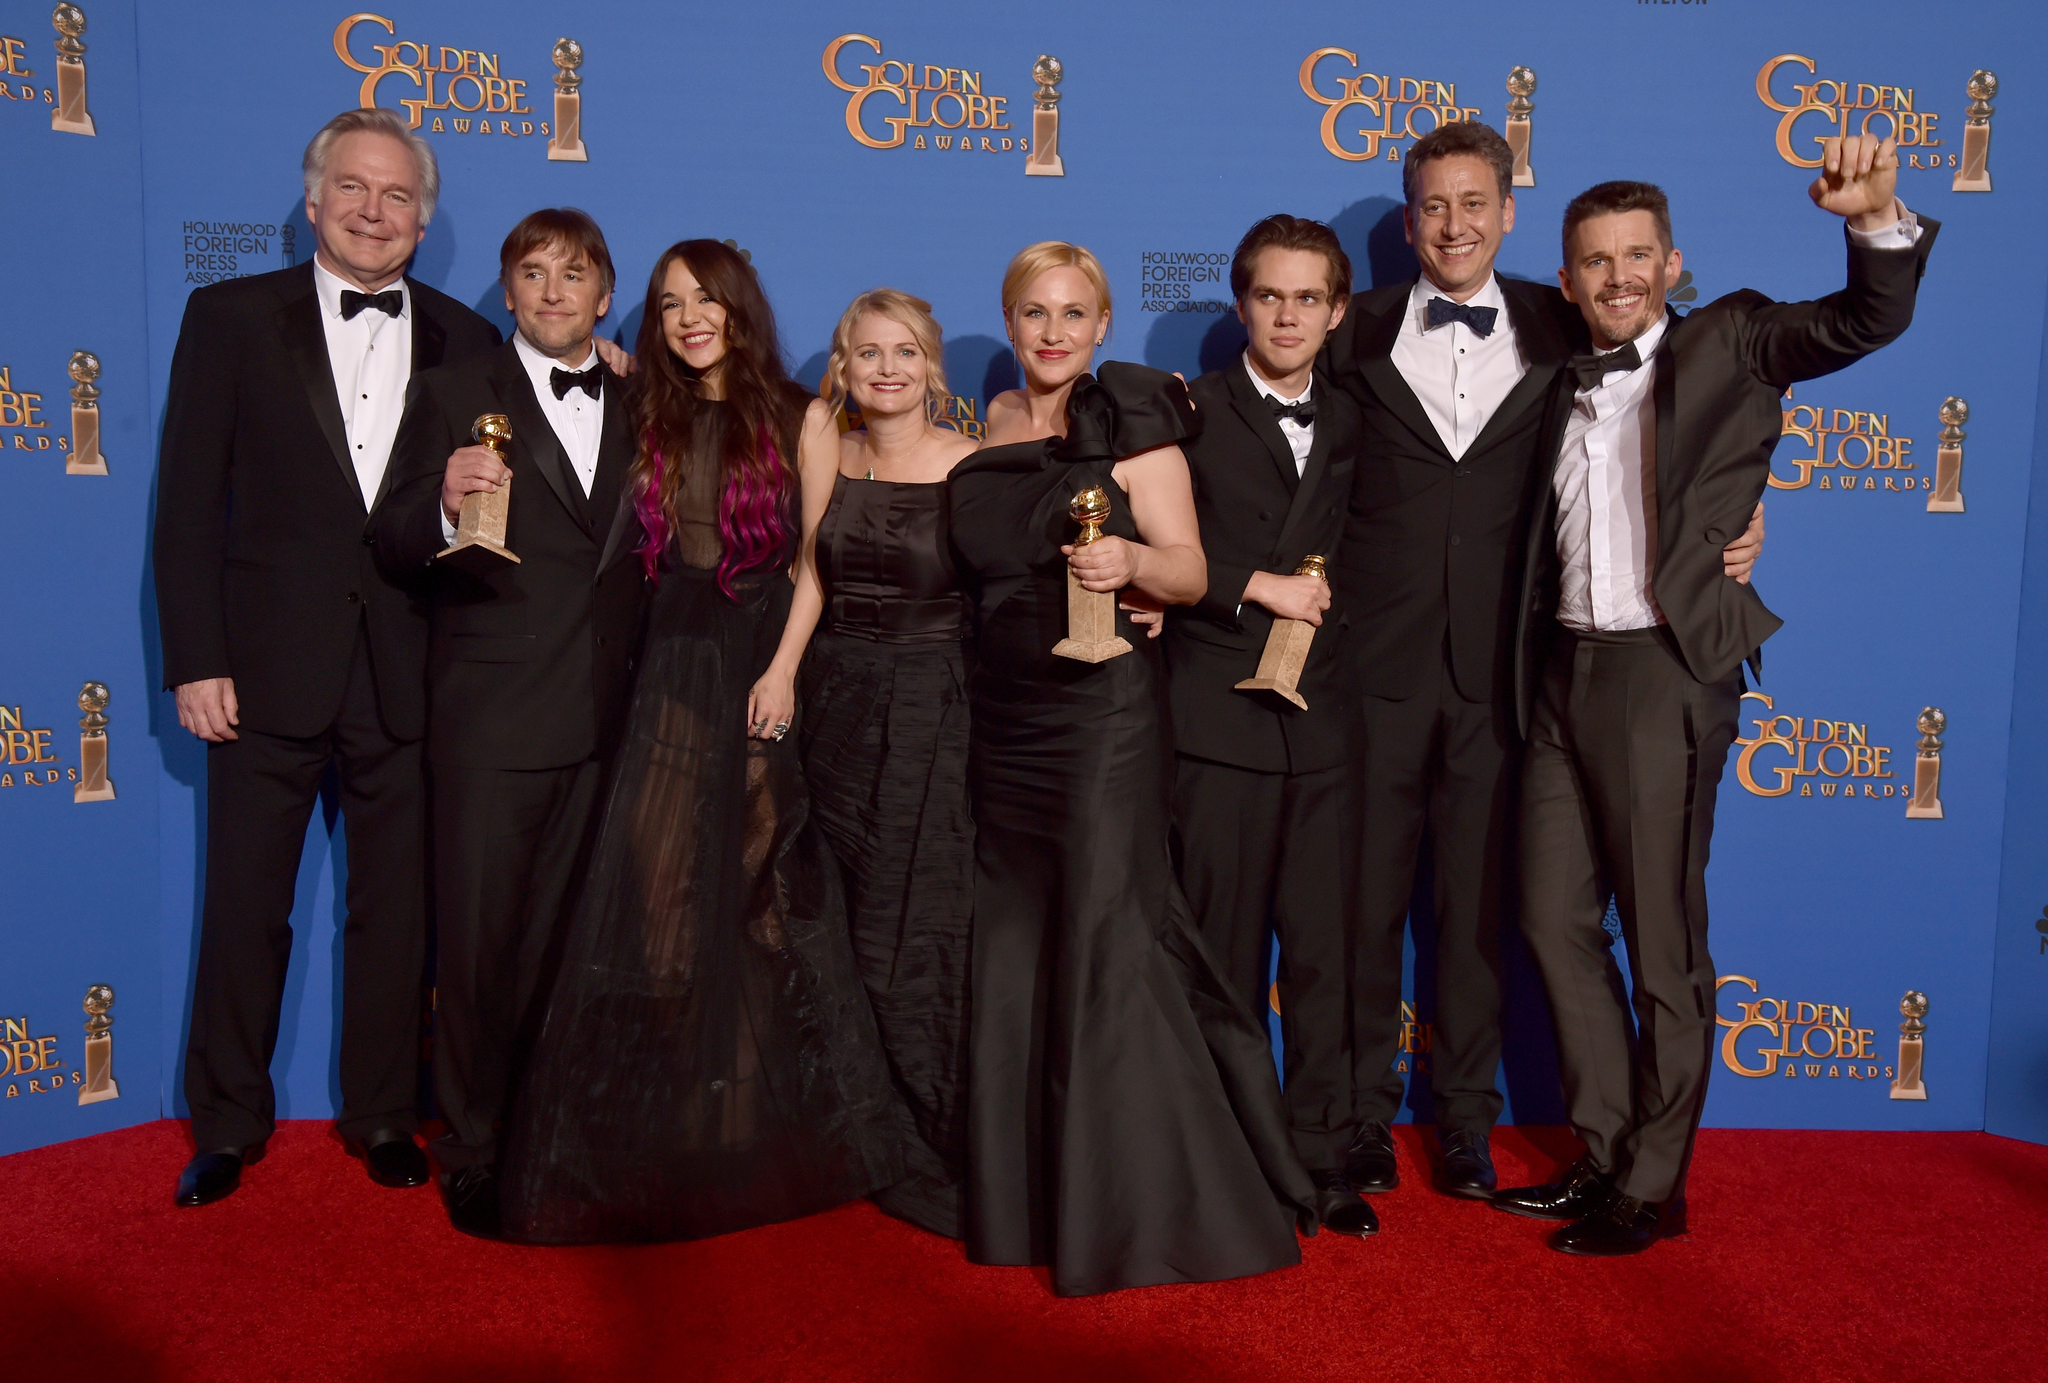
1260, 511, 1273, 521
1705, 527, 1727, 544
346, 591, 361, 604
596, 635, 607, 648
1451, 535, 1462, 547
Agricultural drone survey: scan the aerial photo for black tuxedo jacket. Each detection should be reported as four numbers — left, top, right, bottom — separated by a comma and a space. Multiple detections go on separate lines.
153, 262, 500, 739
1515, 219, 1940, 727
1321, 275, 1575, 706
369, 341, 646, 771
1165, 363, 1360, 775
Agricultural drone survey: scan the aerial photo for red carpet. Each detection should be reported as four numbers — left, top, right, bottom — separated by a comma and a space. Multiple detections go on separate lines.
2, 1121, 2041, 1382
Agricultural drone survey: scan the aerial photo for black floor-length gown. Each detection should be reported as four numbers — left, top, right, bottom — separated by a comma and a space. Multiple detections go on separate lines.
799, 473, 974, 1238
948, 363, 1318, 1296
499, 395, 902, 1244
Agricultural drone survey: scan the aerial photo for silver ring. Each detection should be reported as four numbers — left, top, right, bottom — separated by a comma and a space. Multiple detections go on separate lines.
771, 726, 788, 741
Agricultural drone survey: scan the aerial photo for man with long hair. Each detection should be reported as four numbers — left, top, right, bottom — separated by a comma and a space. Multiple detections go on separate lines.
371, 208, 645, 1238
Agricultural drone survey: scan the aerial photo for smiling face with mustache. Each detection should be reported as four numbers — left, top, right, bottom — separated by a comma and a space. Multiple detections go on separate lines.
1559, 209, 1682, 351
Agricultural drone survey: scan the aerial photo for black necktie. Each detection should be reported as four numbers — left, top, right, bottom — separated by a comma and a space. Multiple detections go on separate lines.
551, 364, 603, 400
1569, 340, 1644, 391
1424, 296, 1498, 338
1268, 396, 1316, 427
339, 288, 403, 321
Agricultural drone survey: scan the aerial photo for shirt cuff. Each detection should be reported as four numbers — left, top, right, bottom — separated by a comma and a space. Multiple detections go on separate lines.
1846, 200, 1922, 250
440, 509, 458, 545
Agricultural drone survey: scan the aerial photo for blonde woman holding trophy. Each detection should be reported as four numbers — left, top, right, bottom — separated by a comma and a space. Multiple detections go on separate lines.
799, 289, 979, 1239
947, 242, 1317, 1295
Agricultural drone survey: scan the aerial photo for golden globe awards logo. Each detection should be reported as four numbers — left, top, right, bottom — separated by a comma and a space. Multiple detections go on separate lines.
1774, 387, 1926, 496
822, 35, 1039, 164
0, 683, 116, 798
335, 13, 582, 154
1, 987, 119, 1103
1715, 976, 1895, 1085
1299, 49, 1487, 162
1733, 692, 1907, 802
1756, 56, 1996, 189
2, 4, 97, 134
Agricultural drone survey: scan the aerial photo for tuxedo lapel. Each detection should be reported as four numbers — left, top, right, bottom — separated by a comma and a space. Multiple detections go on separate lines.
276, 268, 360, 508
1653, 311, 1683, 526
1222, 366, 1300, 495
410, 286, 449, 374
1274, 403, 1335, 559
1353, 284, 1451, 464
593, 371, 639, 572
490, 346, 585, 527
1463, 282, 1564, 461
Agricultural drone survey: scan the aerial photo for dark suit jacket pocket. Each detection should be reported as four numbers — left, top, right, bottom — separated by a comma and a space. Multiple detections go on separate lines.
448, 633, 538, 663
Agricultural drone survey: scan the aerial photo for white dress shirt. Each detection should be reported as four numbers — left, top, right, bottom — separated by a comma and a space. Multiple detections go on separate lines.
1242, 352, 1314, 473
1550, 201, 1927, 633
1389, 272, 1528, 460
513, 332, 605, 494
1552, 314, 1670, 633
313, 260, 410, 508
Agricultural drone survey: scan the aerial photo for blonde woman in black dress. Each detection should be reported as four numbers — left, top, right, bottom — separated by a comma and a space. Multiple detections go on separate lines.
801, 290, 978, 1238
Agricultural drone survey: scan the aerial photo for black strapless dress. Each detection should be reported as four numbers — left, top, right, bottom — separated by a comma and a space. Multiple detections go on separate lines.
948, 363, 1317, 1296
799, 474, 974, 1239
498, 400, 902, 1244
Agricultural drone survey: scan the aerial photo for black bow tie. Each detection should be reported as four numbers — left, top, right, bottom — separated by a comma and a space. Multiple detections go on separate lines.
551, 364, 603, 400
339, 288, 403, 321
1425, 296, 1498, 338
1268, 395, 1316, 427
1570, 340, 1645, 391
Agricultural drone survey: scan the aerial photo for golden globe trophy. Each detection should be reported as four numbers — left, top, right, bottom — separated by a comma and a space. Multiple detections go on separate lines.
1051, 487, 1132, 663
65, 350, 107, 476
438, 414, 522, 570
73, 681, 115, 803
1929, 397, 1967, 513
1234, 554, 1329, 710
50, 4, 96, 136
547, 38, 588, 162
1904, 706, 1946, 819
1505, 67, 1537, 187
1952, 71, 1995, 193
1025, 55, 1065, 177
1889, 991, 1928, 1100
77, 984, 118, 1105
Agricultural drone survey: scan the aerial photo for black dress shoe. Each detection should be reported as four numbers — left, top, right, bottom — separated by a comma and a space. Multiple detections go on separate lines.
1435, 1129, 1496, 1199
1310, 1169, 1381, 1238
1550, 1194, 1687, 1256
441, 1164, 503, 1239
1343, 1120, 1398, 1193
174, 1141, 264, 1208
1493, 1156, 1615, 1221
359, 1130, 431, 1189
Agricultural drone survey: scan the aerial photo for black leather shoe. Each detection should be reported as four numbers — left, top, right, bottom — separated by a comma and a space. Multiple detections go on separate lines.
441, 1164, 503, 1239
360, 1130, 431, 1189
1343, 1120, 1398, 1193
174, 1140, 265, 1208
1550, 1194, 1688, 1256
1310, 1169, 1381, 1238
1493, 1156, 1615, 1222
1435, 1129, 1497, 1199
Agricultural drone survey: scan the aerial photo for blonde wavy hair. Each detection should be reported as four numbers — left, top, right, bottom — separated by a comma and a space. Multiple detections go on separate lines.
820, 288, 949, 421
1000, 241, 1113, 321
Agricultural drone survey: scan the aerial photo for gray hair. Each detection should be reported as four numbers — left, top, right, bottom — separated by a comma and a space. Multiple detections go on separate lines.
301, 107, 440, 225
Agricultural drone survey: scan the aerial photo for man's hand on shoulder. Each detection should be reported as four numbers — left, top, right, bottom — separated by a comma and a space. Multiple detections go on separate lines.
1809, 135, 1900, 233
175, 678, 240, 743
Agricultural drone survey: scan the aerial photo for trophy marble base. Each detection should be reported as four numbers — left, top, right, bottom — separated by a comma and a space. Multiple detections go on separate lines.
78, 1035, 118, 1104
1890, 1038, 1926, 1099
1235, 618, 1316, 710
52, 111, 96, 136
1953, 128, 1991, 192
74, 734, 114, 803
549, 92, 588, 161
68, 406, 107, 475
1025, 108, 1063, 176
1506, 118, 1535, 187
53, 64, 94, 135
1905, 754, 1943, 819
1051, 572, 1131, 663
438, 481, 522, 573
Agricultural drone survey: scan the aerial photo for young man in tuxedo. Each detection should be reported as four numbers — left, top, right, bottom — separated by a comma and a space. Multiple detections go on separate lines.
371, 208, 645, 1237
1319, 123, 1764, 1202
154, 108, 500, 1208
1496, 137, 1934, 1255
1165, 215, 1375, 1237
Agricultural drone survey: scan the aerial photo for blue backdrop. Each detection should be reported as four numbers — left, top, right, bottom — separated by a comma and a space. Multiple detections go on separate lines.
2, 0, 2043, 1157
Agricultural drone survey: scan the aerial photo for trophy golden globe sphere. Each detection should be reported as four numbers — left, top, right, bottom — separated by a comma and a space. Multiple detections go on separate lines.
69, 350, 101, 386
1069, 486, 1111, 545
1034, 55, 1063, 88
1918, 706, 1947, 737
1507, 66, 1537, 98
553, 37, 583, 71
472, 413, 513, 454
78, 681, 110, 715
84, 983, 114, 1016
52, 3, 85, 39
1939, 397, 1969, 428
1901, 991, 1929, 1020
1967, 70, 1997, 103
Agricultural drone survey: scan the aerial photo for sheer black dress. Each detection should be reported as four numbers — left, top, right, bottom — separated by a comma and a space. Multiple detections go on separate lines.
499, 394, 903, 1244
947, 363, 1317, 1296
799, 474, 974, 1238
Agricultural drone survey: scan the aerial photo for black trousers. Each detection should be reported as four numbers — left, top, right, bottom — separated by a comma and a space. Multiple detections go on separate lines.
429, 757, 605, 1170
1519, 626, 1741, 1205
184, 631, 426, 1151
1351, 651, 1513, 1135
1172, 756, 1352, 1170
